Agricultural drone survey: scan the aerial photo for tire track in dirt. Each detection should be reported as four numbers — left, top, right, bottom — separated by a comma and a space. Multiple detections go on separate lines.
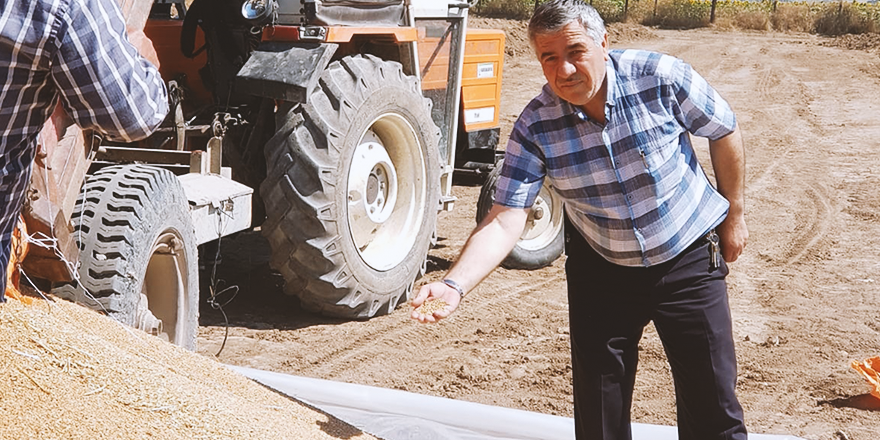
739, 61, 823, 190
781, 181, 836, 266
756, 66, 783, 100
743, 64, 802, 191
732, 54, 839, 268
297, 276, 564, 378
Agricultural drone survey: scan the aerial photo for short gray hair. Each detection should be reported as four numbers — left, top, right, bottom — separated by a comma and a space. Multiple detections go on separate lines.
528, 0, 606, 47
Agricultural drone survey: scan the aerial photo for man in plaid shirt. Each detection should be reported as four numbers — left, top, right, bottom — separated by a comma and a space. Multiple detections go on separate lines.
413, 1, 748, 439
0, 0, 167, 302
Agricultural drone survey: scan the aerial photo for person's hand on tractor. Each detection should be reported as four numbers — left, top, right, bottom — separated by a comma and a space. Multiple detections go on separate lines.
410, 280, 463, 323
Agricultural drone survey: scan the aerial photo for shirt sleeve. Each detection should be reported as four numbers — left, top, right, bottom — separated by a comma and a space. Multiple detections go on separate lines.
50, 0, 168, 142
494, 114, 546, 209
669, 57, 736, 141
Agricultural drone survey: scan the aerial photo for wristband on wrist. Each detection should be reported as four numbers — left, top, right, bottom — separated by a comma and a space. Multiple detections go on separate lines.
442, 278, 466, 298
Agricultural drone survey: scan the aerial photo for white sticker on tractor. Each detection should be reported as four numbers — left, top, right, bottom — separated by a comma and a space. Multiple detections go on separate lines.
477, 63, 494, 78
464, 107, 495, 124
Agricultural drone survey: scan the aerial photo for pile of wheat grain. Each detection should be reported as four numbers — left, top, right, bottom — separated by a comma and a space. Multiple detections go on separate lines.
0, 296, 377, 440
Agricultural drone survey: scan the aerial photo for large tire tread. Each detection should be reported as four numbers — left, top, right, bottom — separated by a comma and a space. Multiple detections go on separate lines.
261, 54, 438, 319
52, 165, 199, 349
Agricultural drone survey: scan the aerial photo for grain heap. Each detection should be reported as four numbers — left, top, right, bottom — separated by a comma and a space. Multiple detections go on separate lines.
0, 295, 379, 440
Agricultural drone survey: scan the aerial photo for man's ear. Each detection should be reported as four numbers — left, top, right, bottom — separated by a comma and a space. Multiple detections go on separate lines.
601, 33, 610, 60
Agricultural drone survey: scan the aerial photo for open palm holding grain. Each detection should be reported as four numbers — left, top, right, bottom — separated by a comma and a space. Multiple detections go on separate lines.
410, 281, 462, 323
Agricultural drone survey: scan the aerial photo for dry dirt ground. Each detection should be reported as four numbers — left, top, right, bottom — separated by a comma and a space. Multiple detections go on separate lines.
197, 23, 880, 440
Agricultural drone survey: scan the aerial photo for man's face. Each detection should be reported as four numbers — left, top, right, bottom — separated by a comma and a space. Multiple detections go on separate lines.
534, 22, 609, 109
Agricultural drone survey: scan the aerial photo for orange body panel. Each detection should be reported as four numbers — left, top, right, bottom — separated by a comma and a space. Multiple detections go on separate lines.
417, 26, 450, 92
255, 24, 504, 134
262, 26, 418, 43
460, 29, 504, 132
327, 26, 417, 43
144, 19, 212, 109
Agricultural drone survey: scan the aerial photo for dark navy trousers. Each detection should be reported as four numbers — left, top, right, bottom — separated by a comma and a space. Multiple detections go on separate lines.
563, 218, 747, 440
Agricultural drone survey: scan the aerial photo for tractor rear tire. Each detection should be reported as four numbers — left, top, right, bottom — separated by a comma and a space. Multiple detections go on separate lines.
476, 159, 564, 270
52, 165, 199, 350
260, 55, 440, 319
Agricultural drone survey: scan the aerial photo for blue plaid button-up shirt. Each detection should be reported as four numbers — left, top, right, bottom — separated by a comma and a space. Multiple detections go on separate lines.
496, 49, 737, 267
0, 0, 167, 299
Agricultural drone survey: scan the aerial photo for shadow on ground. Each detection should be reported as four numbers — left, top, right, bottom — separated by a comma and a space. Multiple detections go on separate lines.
197, 229, 350, 332
820, 394, 880, 412
197, 228, 448, 332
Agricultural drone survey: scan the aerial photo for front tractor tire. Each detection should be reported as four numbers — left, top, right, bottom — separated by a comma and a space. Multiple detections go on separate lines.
261, 55, 441, 319
52, 165, 199, 350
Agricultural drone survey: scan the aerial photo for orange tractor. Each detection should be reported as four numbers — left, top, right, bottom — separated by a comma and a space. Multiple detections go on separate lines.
18, 0, 563, 349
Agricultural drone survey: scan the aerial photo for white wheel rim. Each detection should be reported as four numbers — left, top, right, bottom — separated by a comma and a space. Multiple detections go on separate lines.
519, 184, 563, 251
347, 113, 426, 271
139, 231, 188, 345
348, 141, 399, 225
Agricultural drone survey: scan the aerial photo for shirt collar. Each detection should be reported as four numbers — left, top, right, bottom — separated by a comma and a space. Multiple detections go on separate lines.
604, 56, 619, 112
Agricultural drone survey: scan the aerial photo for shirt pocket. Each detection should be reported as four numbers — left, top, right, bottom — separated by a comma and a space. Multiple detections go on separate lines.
639, 117, 683, 173
636, 119, 688, 200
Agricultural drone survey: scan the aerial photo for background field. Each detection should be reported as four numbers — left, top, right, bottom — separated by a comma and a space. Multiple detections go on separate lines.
474, 0, 880, 35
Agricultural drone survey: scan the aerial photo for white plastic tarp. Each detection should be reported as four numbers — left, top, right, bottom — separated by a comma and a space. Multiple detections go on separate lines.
229, 365, 805, 440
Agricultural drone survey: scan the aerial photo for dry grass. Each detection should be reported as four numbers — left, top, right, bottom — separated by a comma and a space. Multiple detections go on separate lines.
771, 3, 815, 33
472, 0, 535, 20
814, 2, 880, 36
643, 0, 711, 29
472, 0, 880, 36
734, 10, 771, 31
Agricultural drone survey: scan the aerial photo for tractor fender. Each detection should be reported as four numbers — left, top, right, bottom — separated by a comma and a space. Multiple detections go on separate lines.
235, 42, 338, 103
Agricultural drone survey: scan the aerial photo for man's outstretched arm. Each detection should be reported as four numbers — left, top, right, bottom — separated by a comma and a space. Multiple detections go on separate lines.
411, 204, 529, 323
